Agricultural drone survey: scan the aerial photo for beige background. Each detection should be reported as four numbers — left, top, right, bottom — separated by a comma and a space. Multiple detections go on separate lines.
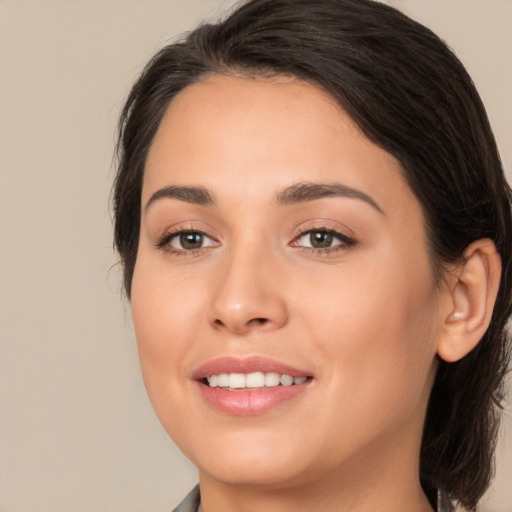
0, 1, 510, 511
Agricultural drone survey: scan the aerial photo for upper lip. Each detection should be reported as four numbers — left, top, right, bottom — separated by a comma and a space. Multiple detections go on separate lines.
192, 356, 312, 380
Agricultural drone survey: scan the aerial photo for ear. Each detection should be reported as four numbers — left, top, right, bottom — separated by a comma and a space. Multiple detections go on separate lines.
437, 238, 502, 363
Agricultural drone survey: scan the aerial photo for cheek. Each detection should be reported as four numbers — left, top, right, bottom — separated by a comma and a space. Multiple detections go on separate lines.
130, 258, 202, 388
297, 252, 440, 408
130, 259, 210, 442
132, 252, 205, 338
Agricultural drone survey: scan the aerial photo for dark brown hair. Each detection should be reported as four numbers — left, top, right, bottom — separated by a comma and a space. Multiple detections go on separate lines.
113, 1, 512, 509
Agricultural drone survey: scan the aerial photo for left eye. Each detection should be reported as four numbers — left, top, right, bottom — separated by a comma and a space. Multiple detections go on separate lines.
294, 229, 354, 250
168, 231, 216, 251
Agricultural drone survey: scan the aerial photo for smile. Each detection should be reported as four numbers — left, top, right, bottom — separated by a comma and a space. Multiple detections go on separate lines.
194, 356, 313, 415
207, 372, 308, 389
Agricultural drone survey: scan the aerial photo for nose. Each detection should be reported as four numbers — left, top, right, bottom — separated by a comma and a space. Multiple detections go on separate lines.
207, 245, 289, 335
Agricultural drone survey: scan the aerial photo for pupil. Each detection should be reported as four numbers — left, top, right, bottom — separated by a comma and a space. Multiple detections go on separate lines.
311, 231, 333, 248
180, 232, 203, 249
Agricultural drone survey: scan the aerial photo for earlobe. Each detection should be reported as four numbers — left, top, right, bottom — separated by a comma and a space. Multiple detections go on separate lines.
437, 239, 501, 363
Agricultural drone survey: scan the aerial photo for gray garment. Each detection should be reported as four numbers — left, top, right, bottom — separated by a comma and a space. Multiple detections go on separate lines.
171, 485, 200, 512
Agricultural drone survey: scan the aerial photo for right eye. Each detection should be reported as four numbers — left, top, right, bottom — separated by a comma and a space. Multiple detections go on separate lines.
157, 230, 218, 254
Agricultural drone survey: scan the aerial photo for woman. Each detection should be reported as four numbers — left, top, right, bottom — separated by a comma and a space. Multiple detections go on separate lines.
112, 0, 512, 510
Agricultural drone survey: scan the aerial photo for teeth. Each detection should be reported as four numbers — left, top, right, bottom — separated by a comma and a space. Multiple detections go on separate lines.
246, 372, 265, 388
206, 372, 308, 389
217, 373, 229, 387
265, 372, 280, 387
280, 374, 293, 386
228, 373, 246, 389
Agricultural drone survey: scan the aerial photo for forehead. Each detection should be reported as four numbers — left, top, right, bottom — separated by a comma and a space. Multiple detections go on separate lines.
143, 74, 414, 216
145, 75, 356, 177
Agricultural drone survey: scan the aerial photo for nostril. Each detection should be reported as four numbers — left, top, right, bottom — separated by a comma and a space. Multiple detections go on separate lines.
212, 317, 269, 330
250, 318, 269, 326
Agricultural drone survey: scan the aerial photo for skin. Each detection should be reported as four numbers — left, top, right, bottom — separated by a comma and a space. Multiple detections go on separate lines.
131, 75, 449, 511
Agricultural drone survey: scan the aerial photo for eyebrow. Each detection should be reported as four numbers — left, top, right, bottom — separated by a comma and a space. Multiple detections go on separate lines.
145, 181, 383, 214
145, 185, 215, 211
276, 182, 384, 214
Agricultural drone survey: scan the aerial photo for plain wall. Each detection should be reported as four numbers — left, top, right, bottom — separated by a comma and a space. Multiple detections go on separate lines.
0, 1, 510, 511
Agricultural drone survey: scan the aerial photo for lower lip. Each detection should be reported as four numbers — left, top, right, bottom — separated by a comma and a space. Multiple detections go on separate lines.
196, 381, 310, 416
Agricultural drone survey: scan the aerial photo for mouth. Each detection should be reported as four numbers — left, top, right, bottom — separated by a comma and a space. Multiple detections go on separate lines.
193, 356, 313, 415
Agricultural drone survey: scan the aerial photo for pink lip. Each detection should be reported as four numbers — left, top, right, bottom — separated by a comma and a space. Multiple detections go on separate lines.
192, 356, 313, 416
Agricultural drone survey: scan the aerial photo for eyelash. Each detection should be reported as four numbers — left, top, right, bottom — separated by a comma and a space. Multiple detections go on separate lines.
155, 226, 357, 256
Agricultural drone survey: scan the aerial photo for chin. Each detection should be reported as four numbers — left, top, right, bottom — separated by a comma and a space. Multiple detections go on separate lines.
198, 456, 313, 489
177, 427, 317, 488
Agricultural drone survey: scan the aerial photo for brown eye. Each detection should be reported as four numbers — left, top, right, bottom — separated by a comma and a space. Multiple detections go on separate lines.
297, 230, 340, 249
178, 232, 204, 250
292, 228, 356, 252
163, 230, 217, 252
310, 231, 334, 248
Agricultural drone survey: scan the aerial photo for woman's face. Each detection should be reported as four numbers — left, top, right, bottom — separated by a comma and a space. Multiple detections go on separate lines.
132, 75, 446, 489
